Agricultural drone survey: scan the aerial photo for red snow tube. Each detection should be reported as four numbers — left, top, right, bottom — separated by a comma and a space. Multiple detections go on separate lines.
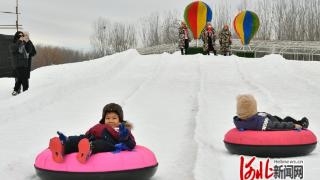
224, 128, 317, 157
34, 145, 158, 180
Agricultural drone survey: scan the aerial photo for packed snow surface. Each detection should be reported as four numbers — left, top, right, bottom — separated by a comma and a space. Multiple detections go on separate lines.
0, 50, 319, 180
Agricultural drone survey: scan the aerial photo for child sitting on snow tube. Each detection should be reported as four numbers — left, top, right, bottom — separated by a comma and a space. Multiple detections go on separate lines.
234, 94, 309, 131
49, 103, 136, 164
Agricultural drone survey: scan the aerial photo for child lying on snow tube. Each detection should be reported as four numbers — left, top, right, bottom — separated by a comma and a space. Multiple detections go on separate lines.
49, 103, 136, 164
224, 94, 316, 157
234, 94, 309, 131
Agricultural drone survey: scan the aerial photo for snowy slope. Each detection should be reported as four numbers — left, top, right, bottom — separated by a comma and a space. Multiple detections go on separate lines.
0, 50, 319, 180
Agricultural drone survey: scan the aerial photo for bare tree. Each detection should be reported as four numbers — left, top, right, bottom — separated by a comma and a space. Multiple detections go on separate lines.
252, 0, 320, 41
110, 23, 137, 53
237, 0, 248, 11
254, 0, 273, 40
90, 17, 112, 57
304, 0, 320, 41
213, 0, 231, 33
161, 10, 180, 45
90, 17, 137, 57
140, 13, 161, 47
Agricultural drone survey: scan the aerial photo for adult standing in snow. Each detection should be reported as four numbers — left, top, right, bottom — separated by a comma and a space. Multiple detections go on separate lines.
219, 25, 232, 56
23, 31, 37, 90
178, 21, 190, 55
10, 31, 29, 96
200, 23, 217, 55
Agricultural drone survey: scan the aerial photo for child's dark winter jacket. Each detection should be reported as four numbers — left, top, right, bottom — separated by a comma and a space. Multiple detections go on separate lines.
85, 121, 136, 149
234, 112, 296, 130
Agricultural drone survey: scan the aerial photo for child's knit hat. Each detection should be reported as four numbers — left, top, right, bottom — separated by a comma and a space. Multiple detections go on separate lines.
236, 94, 257, 119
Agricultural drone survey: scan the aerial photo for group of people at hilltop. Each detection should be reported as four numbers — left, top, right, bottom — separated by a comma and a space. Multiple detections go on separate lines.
178, 21, 232, 56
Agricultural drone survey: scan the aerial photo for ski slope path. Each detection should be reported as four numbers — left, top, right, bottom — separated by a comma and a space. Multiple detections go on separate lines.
0, 50, 319, 180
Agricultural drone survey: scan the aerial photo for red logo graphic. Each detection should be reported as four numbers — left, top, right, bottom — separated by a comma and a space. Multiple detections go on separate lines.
240, 156, 273, 180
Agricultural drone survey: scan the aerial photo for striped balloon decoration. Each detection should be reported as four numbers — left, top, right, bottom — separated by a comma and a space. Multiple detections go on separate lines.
184, 1, 212, 39
233, 10, 260, 45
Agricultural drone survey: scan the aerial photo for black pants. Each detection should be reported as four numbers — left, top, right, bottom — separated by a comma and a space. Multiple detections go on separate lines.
181, 39, 189, 55
265, 115, 302, 130
206, 38, 217, 55
15, 78, 29, 92
64, 130, 117, 155
64, 136, 115, 154
271, 116, 299, 124
14, 67, 29, 92
184, 39, 189, 49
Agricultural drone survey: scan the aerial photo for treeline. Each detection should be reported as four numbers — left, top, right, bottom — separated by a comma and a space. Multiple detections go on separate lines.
31, 45, 93, 70
254, 0, 320, 41
90, 11, 180, 57
203, 0, 320, 41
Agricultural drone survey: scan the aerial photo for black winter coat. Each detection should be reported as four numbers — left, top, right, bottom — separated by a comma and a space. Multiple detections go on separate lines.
10, 40, 29, 68
25, 41, 37, 78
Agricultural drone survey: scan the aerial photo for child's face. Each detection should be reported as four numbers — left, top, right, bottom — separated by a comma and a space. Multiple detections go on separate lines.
104, 112, 120, 128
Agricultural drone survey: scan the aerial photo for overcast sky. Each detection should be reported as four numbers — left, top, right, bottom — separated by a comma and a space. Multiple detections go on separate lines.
0, 0, 246, 52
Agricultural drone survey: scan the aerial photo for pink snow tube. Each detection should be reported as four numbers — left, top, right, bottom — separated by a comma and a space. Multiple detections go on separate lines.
34, 145, 158, 180
224, 128, 317, 157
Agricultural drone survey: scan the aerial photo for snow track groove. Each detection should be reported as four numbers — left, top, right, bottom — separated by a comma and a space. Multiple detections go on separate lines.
234, 59, 284, 113
122, 53, 202, 180
121, 54, 166, 107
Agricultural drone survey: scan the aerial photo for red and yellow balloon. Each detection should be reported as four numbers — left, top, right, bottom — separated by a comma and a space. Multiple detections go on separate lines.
184, 1, 212, 39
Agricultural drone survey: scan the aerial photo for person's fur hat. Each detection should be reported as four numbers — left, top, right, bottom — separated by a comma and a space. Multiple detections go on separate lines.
13, 31, 23, 43
99, 103, 124, 124
236, 94, 257, 119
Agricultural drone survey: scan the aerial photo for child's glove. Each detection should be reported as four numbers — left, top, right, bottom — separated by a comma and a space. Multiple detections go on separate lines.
119, 123, 129, 141
57, 131, 68, 144
294, 124, 302, 131
112, 143, 129, 153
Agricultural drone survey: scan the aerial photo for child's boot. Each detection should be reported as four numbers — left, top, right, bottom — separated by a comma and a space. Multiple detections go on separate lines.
299, 117, 309, 129
77, 138, 91, 164
49, 137, 64, 163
